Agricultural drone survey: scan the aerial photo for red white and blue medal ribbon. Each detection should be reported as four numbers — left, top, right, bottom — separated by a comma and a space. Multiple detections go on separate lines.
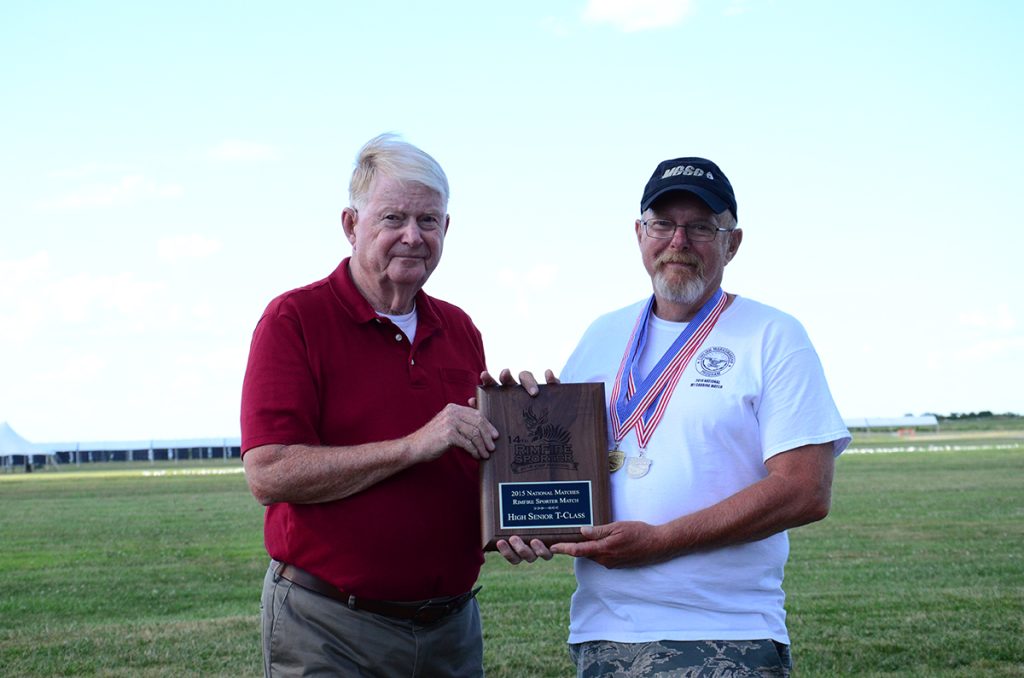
609, 289, 728, 459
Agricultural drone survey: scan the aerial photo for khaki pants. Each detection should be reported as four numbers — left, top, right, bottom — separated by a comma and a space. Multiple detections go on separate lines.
261, 561, 484, 677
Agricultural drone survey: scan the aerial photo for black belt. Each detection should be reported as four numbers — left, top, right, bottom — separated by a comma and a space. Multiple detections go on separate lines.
275, 562, 481, 625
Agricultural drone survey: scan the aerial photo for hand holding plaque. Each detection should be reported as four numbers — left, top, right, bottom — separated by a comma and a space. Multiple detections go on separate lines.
477, 382, 610, 551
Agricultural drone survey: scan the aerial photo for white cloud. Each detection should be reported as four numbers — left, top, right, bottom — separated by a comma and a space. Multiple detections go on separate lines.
48, 272, 166, 322
174, 343, 248, 372
208, 139, 276, 161
39, 175, 183, 210
958, 303, 1016, 331
37, 351, 107, 384
540, 15, 572, 37
925, 334, 1024, 370
0, 252, 168, 342
0, 252, 51, 342
724, 0, 750, 17
497, 263, 558, 291
959, 335, 1024, 358
158, 234, 223, 261
496, 264, 560, 318
582, 0, 694, 31
0, 251, 50, 286
47, 162, 135, 179
191, 301, 216, 319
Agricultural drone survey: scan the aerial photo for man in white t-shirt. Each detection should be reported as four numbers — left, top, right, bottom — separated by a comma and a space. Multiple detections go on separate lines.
498, 157, 850, 677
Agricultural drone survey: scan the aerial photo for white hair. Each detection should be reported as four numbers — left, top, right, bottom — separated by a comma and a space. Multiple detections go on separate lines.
348, 133, 449, 210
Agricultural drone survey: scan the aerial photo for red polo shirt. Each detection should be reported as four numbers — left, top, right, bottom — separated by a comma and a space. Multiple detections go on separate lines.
241, 258, 486, 600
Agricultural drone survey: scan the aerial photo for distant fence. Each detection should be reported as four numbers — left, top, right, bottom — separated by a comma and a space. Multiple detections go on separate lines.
2, 438, 242, 471
53, 445, 242, 464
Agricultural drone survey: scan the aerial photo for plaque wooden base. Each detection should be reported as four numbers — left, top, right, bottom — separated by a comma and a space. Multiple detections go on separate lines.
478, 382, 610, 551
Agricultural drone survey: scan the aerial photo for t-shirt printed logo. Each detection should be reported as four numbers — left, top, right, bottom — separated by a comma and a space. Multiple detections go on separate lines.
695, 346, 735, 377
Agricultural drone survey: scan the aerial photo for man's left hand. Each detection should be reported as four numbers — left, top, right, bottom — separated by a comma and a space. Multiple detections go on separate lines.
551, 521, 669, 569
496, 535, 554, 564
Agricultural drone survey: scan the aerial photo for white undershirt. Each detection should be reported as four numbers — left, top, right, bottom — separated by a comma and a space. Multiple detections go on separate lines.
380, 306, 417, 343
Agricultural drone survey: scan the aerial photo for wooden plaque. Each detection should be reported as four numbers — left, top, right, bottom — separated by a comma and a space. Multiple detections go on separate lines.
478, 382, 610, 551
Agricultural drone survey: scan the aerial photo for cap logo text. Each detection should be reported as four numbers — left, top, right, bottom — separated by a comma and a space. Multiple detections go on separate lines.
662, 165, 714, 181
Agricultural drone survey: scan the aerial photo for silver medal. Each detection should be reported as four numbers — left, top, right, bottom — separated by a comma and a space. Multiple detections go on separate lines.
626, 456, 651, 479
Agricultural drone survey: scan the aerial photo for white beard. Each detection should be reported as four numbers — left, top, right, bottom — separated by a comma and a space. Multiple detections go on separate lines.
653, 270, 707, 306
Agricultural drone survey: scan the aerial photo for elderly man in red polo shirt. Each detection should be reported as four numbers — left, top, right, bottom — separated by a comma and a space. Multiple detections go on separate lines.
241, 134, 500, 677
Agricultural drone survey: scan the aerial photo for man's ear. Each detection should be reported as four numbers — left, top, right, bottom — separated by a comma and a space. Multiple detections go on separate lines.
341, 208, 358, 244
725, 228, 743, 264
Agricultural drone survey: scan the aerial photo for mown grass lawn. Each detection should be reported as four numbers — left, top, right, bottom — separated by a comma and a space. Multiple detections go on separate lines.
1, 442, 1021, 676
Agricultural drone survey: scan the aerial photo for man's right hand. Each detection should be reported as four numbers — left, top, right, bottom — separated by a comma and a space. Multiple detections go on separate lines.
407, 403, 499, 461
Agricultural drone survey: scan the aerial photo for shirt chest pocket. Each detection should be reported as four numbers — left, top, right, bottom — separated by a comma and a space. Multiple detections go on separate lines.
439, 367, 478, 405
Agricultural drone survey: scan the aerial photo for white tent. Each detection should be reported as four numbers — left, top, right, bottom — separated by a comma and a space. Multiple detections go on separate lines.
0, 422, 54, 464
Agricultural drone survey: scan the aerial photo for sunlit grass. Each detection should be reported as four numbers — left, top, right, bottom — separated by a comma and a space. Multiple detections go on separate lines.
1, 443, 1022, 676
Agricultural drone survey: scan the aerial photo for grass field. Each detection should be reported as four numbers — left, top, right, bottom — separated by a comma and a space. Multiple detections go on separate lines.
1, 434, 1022, 677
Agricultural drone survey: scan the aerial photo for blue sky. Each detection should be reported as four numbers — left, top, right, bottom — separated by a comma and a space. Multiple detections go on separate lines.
2, 1, 1021, 441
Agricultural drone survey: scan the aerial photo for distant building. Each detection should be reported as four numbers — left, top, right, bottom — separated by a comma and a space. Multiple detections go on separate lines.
843, 415, 939, 432
42, 437, 242, 464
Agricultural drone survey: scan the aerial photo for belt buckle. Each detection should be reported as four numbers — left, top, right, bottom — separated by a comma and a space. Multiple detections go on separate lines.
410, 586, 480, 624
412, 600, 452, 624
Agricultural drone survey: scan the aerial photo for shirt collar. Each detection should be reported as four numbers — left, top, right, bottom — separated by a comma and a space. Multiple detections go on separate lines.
329, 257, 443, 332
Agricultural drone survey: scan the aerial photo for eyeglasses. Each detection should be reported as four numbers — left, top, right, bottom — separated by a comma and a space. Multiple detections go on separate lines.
642, 219, 734, 242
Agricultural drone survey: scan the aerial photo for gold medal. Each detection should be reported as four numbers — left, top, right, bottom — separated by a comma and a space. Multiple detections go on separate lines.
608, 449, 625, 473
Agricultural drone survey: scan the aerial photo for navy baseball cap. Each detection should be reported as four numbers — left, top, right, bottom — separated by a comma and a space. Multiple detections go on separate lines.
640, 157, 737, 219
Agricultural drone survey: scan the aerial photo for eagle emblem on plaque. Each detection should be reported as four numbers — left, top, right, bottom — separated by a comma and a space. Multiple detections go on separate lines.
509, 405, 578, 473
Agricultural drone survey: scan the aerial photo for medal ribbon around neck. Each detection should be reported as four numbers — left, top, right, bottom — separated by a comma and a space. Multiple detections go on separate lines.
610, 289, 728, 449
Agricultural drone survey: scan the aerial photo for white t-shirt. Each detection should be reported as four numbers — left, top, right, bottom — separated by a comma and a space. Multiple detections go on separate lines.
560, 295, 850, 645
380, 306, 417, 343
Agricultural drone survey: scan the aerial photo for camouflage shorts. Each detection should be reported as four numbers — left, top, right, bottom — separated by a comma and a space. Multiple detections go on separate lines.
568, 639, 791, 678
